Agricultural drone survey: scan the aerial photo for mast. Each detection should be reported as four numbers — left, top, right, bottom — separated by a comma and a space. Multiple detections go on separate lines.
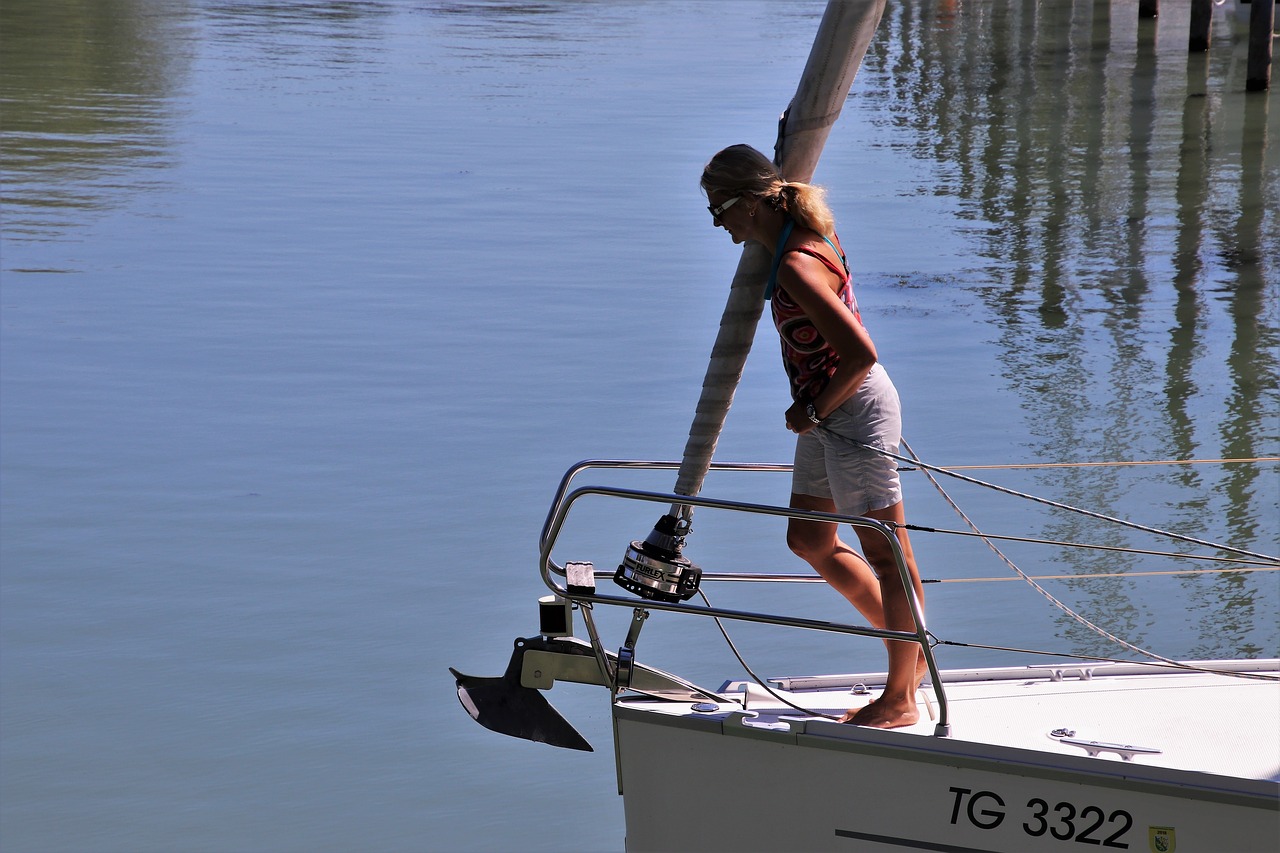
618, 0, 887, 603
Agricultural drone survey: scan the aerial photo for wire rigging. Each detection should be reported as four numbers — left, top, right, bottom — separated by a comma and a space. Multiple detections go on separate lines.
697, 588, 845, 720
688, 444, 1278, 716
830, 433, 1279, 564
895, 438, 1275, 679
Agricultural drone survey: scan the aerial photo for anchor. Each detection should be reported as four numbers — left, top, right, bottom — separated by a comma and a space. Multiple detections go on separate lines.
450, 592, 717, 752
449, 635, 596, 752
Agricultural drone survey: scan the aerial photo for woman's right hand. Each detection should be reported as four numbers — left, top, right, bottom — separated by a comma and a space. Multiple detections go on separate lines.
785, 401, 819, 435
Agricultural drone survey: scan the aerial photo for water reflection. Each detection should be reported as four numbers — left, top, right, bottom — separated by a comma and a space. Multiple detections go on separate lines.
2, 0, 1271, 662
863, 0, 1277, 657
0, 1, 408, 247
0, 0, 193, 245
423, 0, 623, 82
201, 1, 392, 62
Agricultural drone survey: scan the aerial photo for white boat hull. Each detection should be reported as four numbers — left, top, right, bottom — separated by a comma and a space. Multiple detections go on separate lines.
451, 459, 1280, 853
615, 664, 1280, 852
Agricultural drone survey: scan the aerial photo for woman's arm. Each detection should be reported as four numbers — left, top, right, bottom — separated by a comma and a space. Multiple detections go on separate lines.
777, 250, 878, 433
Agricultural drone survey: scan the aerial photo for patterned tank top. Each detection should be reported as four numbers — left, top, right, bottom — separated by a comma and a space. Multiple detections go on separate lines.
770, 238, 862, 403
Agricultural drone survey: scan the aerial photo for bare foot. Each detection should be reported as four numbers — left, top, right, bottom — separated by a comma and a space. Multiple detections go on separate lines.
840, 696, 920, 729
836, 705, 864, 724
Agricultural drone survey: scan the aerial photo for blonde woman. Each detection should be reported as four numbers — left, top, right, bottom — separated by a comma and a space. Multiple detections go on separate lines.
701, 144, 927, 728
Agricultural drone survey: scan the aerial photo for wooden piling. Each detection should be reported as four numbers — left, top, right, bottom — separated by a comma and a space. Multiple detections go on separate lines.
1188, 0, 1213, 52
675, 0, 887, 500
1246, 0, 1275, 91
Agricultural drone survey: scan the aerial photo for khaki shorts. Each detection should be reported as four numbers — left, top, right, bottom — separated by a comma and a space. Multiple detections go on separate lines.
792, 364, 902, 517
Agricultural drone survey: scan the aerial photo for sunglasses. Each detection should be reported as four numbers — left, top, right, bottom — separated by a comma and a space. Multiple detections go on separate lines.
708, 195, 741, 223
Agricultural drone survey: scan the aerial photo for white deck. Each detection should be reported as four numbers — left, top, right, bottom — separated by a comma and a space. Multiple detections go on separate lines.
700, 661, 1280, 784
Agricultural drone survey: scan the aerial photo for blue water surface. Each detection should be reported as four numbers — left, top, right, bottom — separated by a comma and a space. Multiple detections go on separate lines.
2, 2, 1276, 851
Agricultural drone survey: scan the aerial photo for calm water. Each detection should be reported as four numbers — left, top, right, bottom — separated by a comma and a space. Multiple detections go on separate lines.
2, 1, 1277, 851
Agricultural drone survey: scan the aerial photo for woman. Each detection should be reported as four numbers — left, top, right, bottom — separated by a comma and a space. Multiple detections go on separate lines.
701, 144, 927, 729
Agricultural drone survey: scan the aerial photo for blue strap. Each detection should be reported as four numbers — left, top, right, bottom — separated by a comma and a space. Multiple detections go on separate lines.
764, 219, 796, 301
821, 234, 849, 275
765, 222, 847, 301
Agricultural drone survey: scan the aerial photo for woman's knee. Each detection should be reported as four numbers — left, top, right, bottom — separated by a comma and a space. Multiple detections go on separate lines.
786, 521, 833, 563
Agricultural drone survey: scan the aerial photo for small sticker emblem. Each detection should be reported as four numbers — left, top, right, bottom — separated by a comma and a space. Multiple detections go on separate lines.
1149, 826, 1176, 853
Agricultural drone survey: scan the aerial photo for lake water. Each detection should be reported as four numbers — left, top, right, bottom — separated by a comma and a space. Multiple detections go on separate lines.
1, 1, 1276, 851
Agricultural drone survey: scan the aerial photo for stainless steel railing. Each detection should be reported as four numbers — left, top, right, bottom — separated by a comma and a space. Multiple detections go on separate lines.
536, 459, 950, 736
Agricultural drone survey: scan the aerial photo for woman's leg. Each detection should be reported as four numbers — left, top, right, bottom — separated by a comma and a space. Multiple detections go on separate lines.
843, 499, 927, 728
786, 492, 885, 627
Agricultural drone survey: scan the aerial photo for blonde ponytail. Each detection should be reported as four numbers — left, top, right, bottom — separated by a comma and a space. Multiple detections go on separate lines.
780, 182, 835, 236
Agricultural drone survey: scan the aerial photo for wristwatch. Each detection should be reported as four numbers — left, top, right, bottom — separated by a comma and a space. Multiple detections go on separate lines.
805, 402, 823, 425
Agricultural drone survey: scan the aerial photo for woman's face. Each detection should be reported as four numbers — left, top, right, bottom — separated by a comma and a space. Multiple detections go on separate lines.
707, 191, 749, 243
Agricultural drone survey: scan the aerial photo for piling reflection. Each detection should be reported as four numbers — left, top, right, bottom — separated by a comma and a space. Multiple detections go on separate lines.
864, 0, 1278, 658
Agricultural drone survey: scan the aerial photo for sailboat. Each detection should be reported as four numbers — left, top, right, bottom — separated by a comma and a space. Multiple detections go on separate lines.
451, 3, 1279, 850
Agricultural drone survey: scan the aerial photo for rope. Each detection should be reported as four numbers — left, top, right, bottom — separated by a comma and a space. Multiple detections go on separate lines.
895, 438, 1259, 678
697, 588, 844, 721
902, 525, 1280, 566
929, 456, 1279, 471
931, 639, 1280, 681
695, 564, 1277, 584
693, 439, 1276, 704
926, 566, 1279, 583
823, 431, 1278, 564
